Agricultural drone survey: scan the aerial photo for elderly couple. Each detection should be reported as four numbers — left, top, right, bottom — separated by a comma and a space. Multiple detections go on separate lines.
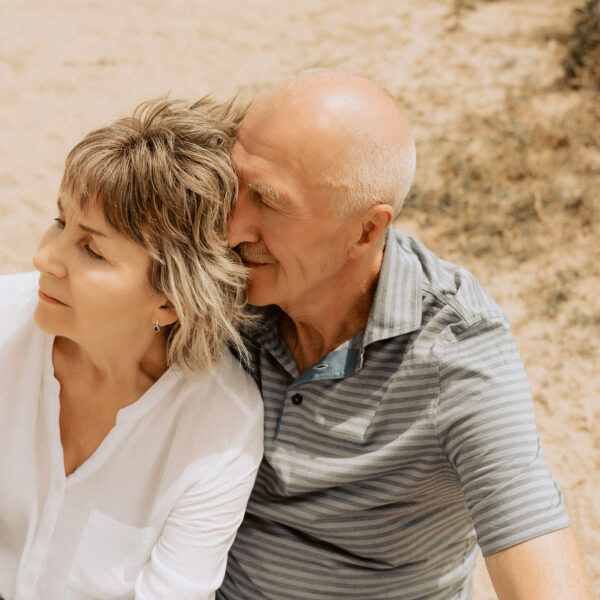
0, 71, 592, 599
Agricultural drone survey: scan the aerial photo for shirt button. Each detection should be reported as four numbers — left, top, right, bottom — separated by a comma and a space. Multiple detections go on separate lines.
291, 393, 303, 405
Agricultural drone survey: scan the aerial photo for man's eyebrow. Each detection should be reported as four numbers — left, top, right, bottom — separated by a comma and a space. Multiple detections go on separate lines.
248, 183, 290, 206
57, 197, 108, 237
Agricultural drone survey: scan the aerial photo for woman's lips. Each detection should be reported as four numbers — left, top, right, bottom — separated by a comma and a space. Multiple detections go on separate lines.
38, 289, 68, 306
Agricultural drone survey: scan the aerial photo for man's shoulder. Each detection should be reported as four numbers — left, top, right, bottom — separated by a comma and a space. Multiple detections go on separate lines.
389, 228, 505, 327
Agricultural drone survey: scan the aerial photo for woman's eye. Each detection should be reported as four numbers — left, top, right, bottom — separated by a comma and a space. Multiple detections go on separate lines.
83, 244, 104, 260
54, 217, 66, 228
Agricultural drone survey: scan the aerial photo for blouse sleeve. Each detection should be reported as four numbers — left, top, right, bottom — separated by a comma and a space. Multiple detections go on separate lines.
134, 445, 261, 599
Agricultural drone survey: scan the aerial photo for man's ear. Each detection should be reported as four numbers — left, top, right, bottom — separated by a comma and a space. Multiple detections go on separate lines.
350, 204, 393, 257
156, 300, 179, 327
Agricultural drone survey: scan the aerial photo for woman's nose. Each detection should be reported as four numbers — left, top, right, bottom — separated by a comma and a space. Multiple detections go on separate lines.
33, 229, 67, 278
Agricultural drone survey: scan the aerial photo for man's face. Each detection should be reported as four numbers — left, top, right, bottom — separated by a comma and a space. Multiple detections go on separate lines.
227, 112, 359, 312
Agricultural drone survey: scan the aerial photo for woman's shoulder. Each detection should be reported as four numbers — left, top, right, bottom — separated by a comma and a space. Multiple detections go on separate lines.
166, 350, 263, 455
179, 349, 263, 422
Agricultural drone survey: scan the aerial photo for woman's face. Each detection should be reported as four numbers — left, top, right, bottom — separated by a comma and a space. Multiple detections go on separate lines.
33, 194, 171, 353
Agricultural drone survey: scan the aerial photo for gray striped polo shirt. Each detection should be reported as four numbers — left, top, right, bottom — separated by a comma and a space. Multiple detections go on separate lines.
219, 227, 569, 600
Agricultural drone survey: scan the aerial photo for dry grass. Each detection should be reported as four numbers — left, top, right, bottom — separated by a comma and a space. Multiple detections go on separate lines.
563, 0, 600, 89
398, 3, 600, 406
400, 88, 599, 267
449, 0, 501, 30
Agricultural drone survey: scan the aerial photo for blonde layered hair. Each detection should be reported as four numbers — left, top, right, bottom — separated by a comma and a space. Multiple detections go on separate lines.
61, 98, 248, 375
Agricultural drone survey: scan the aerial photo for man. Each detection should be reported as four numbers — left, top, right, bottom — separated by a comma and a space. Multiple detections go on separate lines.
219, 70, 592, 599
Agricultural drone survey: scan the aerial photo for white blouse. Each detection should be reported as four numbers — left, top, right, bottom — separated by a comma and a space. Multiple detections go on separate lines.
0, 272, 264, 600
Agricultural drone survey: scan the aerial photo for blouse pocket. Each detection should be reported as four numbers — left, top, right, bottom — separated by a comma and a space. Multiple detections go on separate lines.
67, 510, 157, 599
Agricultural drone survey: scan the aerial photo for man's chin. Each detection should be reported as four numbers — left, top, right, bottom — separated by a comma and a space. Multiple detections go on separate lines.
246, 294, 273, 307
246, 282, 275, 307
245, 262, 284, 307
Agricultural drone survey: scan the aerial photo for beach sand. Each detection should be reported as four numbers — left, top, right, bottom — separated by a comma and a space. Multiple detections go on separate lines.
1, 1, 598, 597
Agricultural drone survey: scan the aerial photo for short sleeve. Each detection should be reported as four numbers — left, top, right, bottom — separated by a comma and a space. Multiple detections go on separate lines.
435, 317, 570, 557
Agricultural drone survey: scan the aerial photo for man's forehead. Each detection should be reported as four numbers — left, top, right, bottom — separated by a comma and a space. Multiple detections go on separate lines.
232, 98, 339, 210
231, 140, 283, 193
230, 140, 246, 172
230, 140, 262, 185
231, 123, 295, 181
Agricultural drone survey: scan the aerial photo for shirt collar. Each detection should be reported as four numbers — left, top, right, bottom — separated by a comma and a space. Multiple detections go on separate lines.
362, 226, 423, 346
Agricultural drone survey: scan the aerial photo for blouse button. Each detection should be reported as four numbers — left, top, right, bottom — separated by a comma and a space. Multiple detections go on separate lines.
291, 393, 303, 406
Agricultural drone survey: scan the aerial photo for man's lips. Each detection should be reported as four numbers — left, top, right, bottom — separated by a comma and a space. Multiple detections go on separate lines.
38, 289, 68, 306
243, 259, 272, 267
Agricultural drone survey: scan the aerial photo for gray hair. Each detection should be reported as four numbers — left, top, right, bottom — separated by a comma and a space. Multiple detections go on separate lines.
327, 132, 417, 219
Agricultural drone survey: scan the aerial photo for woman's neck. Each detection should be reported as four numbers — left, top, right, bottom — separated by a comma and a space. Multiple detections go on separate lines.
53, 334, 168, 400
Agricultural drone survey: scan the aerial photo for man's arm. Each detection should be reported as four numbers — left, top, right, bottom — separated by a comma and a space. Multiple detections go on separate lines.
485, 526, 593, 599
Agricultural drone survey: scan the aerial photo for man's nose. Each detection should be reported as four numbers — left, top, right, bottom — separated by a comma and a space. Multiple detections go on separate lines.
227, 187, 259, 248
33, 231, 67, 278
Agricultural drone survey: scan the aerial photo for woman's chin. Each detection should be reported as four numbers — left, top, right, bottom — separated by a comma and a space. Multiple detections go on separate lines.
34, 303, 65, 337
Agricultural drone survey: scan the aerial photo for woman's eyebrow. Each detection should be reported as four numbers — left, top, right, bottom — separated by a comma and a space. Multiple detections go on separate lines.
57, 196, 108, 237
78, 223, 108, 237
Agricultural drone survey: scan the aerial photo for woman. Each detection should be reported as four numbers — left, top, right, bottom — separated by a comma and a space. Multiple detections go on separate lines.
0, 99, 263, 599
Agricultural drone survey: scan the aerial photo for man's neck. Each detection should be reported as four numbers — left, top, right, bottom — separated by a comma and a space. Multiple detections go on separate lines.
279, 251, 383, 373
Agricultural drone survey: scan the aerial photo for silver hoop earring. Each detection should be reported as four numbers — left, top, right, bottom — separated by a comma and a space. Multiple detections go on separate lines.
153, 320, 160, 333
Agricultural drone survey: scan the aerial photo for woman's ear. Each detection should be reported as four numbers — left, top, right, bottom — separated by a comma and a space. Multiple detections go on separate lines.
156, 300, 179, 327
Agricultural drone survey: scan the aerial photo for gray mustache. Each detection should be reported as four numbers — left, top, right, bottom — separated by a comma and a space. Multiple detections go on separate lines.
237, 243, 276, 264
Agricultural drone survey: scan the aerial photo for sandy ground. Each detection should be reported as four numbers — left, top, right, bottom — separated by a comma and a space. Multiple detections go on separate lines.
1, 1, 598, 597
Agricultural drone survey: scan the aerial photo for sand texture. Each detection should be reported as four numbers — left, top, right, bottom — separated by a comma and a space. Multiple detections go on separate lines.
1, 1, 598, 597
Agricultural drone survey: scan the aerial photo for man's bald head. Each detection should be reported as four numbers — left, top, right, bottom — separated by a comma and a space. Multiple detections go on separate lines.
242, 70, 416, 217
